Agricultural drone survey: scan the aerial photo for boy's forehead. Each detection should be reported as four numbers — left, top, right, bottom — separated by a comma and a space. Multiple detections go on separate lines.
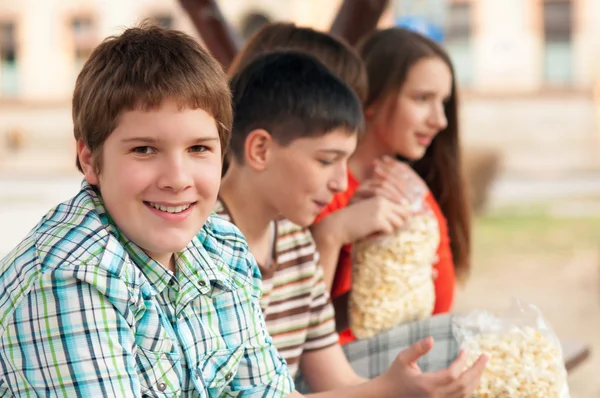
123, 99, 214, 117
111, 102, 219, 139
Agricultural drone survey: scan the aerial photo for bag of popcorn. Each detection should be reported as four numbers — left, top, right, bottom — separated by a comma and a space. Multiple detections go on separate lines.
349, 178, 439, 340
453, 298, 570, 398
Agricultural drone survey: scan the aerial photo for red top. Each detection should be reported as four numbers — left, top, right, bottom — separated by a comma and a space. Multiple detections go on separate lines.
315, 171, 455, 344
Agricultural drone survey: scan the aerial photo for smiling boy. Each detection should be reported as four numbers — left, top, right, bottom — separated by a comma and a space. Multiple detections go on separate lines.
0, 24, 293, 396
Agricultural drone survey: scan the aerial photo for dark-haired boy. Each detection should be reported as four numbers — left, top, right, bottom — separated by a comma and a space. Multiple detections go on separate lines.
218, 50, 486, 397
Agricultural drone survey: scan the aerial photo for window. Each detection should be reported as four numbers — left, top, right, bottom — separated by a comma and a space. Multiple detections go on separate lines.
394, 0, 447, 27
71, 16, 96, 71
445, 2, 473, 86
0, 21, 18, 96
152, 14, 174, 30
542, 0, 573, 85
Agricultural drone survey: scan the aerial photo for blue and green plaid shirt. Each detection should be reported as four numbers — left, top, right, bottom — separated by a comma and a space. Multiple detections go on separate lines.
0, 181, 293, 397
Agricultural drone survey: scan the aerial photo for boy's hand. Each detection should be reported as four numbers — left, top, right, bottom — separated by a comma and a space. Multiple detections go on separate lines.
377, 338, 488, 398
315, 195, 409, 247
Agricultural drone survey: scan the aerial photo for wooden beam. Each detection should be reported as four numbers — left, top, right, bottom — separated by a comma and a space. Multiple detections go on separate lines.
178, 0, 242, 70
562, 340, 591, 373
329, 0, 390, 45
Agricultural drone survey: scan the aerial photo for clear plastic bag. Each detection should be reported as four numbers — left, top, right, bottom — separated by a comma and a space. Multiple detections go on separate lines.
349, 175, 439, 339
452, 298, 571, 398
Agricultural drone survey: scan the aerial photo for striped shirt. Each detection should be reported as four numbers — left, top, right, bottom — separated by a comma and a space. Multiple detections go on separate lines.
0, 181, 293, 397
215, 200, 338, 377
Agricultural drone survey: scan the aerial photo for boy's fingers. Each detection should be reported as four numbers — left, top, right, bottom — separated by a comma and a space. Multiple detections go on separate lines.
434, 354, 487, 396
395, 337, 434, 365
447, 350, 468, 378
389, 214, 405, 231
459, 354, 488, 389
421, 351, 467, 387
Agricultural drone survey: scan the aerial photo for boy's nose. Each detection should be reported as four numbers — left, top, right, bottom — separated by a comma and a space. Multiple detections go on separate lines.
329, 166, 348, 193
158, 158, 193, 192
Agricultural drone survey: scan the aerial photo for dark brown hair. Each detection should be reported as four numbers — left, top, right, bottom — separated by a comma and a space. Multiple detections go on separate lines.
73, 22, 232, 173
358, 28, 471, 280
229, 51, 363, 164
228, 22, 368, 102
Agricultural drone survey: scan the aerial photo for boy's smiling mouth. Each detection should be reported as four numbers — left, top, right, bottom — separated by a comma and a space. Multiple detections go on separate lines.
145, 201, 195, 214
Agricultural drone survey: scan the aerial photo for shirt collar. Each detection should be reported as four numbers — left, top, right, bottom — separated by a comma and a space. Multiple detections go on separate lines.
81, 180, 234, 296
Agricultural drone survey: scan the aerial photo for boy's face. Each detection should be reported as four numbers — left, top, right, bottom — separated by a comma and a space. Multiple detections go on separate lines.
263, 129, 357, 227
80, 100, 222, 267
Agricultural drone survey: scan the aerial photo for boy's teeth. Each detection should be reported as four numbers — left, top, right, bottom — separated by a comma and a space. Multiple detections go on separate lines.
149, 203, 191, 213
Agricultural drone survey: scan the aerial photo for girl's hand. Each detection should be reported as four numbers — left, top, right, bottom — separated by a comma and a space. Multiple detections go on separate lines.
351, 156, 428, 205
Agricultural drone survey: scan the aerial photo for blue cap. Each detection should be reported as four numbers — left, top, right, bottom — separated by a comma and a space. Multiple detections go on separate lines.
395, 16, 444, 43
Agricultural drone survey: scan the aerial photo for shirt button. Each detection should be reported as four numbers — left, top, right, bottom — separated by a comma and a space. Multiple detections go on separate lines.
157, 382, 167, 391
225, 372, 233, 381
198, 280, 206, 287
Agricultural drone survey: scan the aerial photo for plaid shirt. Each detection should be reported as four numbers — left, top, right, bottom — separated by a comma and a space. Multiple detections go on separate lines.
0, 181, 293, 397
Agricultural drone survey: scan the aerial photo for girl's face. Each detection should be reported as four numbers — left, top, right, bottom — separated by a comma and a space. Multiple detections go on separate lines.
368, 56, 453, 161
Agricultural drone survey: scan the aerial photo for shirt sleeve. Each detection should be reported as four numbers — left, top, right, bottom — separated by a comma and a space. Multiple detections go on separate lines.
0, 266, 141, 397
304, 252, 339, 351
225, 249, 295, 397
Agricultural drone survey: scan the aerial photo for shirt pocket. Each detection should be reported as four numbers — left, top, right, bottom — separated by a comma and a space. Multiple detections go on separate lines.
197, 345, 244, 397
136, 346, 182, 398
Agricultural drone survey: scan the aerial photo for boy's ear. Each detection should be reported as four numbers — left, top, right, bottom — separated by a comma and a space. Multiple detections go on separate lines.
245, 129, 272, 171
77, 140, 100, 185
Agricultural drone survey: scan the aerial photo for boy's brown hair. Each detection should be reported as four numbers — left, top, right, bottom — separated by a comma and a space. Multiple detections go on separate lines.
227, 23, 368, 103
73, 22, 232, 173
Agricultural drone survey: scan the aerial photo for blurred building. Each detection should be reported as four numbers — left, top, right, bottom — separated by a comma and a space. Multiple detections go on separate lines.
0, 0, 599, 177
443, 0, 600, 92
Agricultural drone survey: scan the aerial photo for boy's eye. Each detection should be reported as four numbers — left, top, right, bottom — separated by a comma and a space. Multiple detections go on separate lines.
189, 145, 209, 153
319, 159, 334, 166
132, 146, 155, 155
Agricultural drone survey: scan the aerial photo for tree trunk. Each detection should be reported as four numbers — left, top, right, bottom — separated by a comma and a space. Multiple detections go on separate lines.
178, 0, 242, 70
329, 0, 390, 45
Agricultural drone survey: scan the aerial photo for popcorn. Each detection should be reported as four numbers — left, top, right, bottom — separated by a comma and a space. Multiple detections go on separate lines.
454, 308, 570, 398
350, 209, 440, 339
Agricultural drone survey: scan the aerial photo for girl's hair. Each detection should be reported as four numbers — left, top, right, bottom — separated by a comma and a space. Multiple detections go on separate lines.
358, 28, 471, 280
228, 22, 368, 102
